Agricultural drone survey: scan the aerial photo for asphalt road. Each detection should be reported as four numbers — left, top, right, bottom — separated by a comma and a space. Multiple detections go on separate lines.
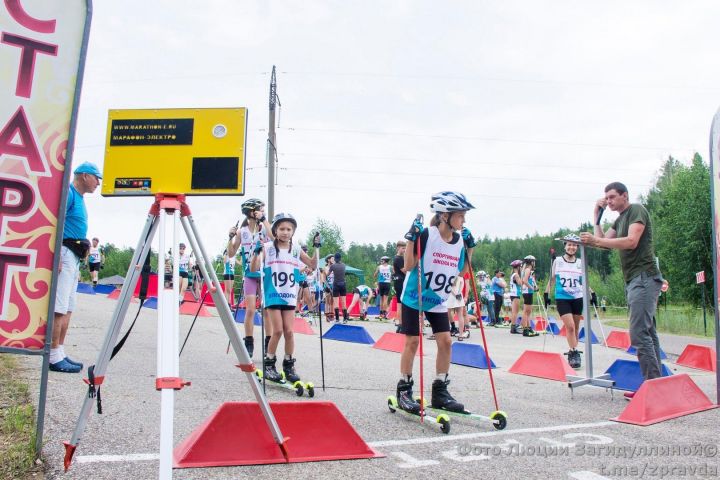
23, 292, 719, 479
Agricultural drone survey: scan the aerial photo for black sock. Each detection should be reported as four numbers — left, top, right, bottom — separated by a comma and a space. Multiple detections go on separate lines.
335, 308, 340, 319
342, 309, 348, 319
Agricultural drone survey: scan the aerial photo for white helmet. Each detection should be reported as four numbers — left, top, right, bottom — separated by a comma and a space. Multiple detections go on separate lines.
523, 255, 536, 263
558, 233, 581, 245
271, 212, 297, 234
429, 191, 475, 213
476, 270, 487, 277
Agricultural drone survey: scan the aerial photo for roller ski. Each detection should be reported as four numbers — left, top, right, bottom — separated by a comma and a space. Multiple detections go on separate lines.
426, 377, 507, 430
255, 356, 314, 397
387, 379, 450, 434
417, 397, 508, 430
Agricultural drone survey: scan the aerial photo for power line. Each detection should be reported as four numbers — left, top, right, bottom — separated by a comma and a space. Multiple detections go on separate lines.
276, 126, 696, 152
279, 166, 650, 187
280, 70, 720, 92
279, 152, 657, 174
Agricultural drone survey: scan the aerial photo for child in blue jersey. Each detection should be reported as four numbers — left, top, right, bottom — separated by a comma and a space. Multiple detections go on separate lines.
250, 213, 319, 383
374, 256, 393, 319
545, 234, 584, 368
509, 260, 523, 333
519, 255, 540, 337
348, 284, 375, 320
228, 198, 274, 357
222, 249, 240, 307
395, 191, 476, 415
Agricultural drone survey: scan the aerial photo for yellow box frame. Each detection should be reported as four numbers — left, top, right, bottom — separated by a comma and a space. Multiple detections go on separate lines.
101, 107, 247, 196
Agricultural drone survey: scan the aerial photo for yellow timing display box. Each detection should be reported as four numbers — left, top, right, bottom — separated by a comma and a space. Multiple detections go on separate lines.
101, 107, 247, 196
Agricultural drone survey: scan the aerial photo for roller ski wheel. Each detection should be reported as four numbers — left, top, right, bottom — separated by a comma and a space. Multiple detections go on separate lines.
305, 382, 315, 398
490, 411, 508, 430
387, 395, 399, 413
438, 415, 451, 434
280, 371, 305, 397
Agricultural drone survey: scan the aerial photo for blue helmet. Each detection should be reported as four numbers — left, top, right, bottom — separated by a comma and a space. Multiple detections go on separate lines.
73, 162, 102, 178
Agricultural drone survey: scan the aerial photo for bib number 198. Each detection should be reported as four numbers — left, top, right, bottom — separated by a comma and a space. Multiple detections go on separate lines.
423, 272, 455, 294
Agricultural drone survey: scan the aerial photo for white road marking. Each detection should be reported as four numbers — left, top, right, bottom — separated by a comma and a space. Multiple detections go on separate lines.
389, 451, 440, 468
75, 453, 159, 464
568, 471, 612, 480
368, 420, 616, 448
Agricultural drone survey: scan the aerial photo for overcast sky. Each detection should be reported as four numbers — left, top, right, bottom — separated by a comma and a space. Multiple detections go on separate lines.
71, 1, 720, 254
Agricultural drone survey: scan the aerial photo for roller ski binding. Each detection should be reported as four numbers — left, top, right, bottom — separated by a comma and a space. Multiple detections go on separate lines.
255, 356, 313, 397
387, 378, 450, 434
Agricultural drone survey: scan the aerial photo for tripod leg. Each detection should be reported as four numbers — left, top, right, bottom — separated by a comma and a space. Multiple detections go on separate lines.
64, 214, 159, 471
181, 215, 287, 452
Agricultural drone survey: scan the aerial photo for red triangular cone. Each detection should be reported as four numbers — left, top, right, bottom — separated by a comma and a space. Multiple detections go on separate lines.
558, 325, 567, 337
293, 317, 316, 335
534, 319, 547, 331
180, 301, 212, 317
107, 289, 121, 299
372, 332, 422, 355
612, 374, 718, 426
174, 401, 382, 468
676, 344, 717, 372
386, 297, 398, 319
508, 350, 575, 382
606, 330, 631, 350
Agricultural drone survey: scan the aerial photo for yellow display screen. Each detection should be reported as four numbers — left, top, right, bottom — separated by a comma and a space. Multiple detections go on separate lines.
101, 107, 247, 196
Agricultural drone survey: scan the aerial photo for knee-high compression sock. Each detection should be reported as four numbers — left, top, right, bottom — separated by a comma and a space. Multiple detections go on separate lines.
342, 309, 348, 320
335, 308, 340, 320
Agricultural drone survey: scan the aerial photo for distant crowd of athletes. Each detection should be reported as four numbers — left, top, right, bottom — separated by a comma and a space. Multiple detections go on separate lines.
153, 181, 662, 408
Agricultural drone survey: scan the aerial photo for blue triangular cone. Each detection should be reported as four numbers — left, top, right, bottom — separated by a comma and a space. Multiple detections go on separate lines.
546, 322, 561, 334
604, 359, 673, 391
322, 324, 375, 345
578, 327, 601, 344
450, 342, 496, 369
142, 297, 158, 309
76, 282, 96, 294
93, 284, 115, 294
367, 306, 380, 315
626, 345, 667, 360
233, 309, 262, 325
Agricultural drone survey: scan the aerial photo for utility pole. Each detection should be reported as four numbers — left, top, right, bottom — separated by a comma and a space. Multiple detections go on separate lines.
267, 65, 278, 219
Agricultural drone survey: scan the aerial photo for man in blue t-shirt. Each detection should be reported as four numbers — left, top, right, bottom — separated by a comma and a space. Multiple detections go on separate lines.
50, 162, 101, 373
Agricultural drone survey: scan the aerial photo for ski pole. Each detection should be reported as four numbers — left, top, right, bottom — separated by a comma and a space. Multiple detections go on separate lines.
316, 254, 326, 392
466, 255, 501, 413
414, 214, 425, 423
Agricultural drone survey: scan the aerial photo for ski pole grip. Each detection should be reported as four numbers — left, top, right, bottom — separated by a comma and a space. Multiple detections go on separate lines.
595, 207, 604, 226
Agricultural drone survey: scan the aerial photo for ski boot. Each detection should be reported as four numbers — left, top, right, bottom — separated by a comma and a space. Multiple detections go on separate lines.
450, 324, 460, 337
396, 378, 421, 415
263, 356, 283, 382
510, 323, 521, 334
431, 377, 465, 413
565, 349, 582, 369
522, 327, 539, 337
243, 336, 254, 358
282, 356, 301, 383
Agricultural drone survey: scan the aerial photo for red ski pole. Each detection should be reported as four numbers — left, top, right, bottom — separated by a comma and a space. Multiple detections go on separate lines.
466, 257, 501, 412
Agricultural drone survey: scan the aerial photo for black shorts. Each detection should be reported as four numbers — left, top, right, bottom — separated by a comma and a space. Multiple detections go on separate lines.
394, 280, 404, 300
401, 304, 450, 336
510, 295, 519, 301
89, 262, 101, 272
556, 298, 583, 316
378, 283, 391, 296
223, 274, 234, 281
179, 271, 189, 279
332, 282, 347, 297
266, 305, 295, 311
522, 293, 533, 305
299, 281, 308, 288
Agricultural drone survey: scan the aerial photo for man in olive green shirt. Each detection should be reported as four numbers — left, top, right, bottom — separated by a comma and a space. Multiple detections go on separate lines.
580, 182, 664, 387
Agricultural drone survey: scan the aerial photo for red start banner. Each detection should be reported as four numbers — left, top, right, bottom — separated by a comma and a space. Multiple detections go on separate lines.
0, 1, 89, 351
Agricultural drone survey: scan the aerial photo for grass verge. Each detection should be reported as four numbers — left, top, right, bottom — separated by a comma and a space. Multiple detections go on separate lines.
601, 308, 716, 339
0, 354, 42, 480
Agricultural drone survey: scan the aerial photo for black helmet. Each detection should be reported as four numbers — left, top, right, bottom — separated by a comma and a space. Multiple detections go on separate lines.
271, 212, 297, 234
241, 198, 264, 216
